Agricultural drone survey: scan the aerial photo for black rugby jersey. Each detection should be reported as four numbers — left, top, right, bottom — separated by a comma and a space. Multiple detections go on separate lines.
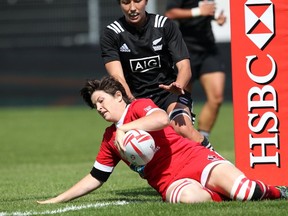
100, 13, 190, 104
166, 0, 216, 52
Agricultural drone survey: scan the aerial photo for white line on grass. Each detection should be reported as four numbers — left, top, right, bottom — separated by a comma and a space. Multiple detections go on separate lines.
0, 200, 129, 216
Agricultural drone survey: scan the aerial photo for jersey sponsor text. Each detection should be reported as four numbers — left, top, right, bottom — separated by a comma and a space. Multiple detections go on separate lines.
129, 56, 161, 73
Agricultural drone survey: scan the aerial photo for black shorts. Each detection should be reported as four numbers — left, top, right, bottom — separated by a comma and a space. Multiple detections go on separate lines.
150, 91, 195, 124
189, 50, 226, 82
156, 91, 193, 112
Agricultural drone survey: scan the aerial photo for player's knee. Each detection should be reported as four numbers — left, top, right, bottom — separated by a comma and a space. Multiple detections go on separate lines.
177, 125, 203, 143
208, 94, 223, 108
170, 116, 195, 135
230, 175, 267, 201
167, 179, 211, 204
216, 95, 224, 106
179, 188, 212, 203
178, 124, 195, 136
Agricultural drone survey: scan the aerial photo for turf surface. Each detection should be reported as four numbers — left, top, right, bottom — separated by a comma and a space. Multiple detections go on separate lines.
1, 103, 287, 216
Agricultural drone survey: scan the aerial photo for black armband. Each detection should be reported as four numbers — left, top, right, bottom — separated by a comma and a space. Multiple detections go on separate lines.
90, 167, 111, 182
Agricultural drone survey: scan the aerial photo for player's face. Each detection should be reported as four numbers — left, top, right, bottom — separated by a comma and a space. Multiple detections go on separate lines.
119, 0, 148, 27
91, 90, 125, 123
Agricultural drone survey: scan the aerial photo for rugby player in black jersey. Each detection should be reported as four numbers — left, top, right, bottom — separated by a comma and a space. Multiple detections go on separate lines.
100, 0, 213, 149
165, 0, 227, 139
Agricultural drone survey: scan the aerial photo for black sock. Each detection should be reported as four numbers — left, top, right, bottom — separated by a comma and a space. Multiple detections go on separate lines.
201, 136, 214, 150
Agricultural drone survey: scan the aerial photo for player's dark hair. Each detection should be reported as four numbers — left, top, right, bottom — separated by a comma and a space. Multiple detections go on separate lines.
80, 76, 131, 109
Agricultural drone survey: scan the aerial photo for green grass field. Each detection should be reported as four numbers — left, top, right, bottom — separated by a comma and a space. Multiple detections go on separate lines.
1, 103, 288, 216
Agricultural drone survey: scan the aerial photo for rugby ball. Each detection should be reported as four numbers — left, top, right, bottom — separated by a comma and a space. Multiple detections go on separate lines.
122, 129, 155, 166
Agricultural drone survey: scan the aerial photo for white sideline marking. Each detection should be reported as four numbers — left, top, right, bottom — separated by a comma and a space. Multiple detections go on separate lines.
0, 201, 129, 216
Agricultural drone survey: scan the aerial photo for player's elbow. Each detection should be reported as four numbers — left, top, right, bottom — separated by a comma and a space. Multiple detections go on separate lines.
158, 112, 170, 128
163, 117, 170, 128
164, 11, 173, 19
149, 110, 170, 130
164, 9, 179, 20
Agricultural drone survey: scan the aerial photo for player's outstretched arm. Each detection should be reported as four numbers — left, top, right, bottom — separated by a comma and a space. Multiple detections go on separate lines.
159, 82, 185, 95
37, 174, 103, 204
159, 59, 191, 95
115, 109, 170, 152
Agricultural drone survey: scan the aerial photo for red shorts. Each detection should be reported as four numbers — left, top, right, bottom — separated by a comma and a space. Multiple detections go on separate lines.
160, 146, 230, 201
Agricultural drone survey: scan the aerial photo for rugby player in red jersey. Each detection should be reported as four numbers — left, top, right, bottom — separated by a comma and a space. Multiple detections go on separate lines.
37, 76, 288, 204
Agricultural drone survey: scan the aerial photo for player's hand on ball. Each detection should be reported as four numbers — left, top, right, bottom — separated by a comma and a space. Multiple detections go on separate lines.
115, 129, 126, 152
121, 129, 156, 165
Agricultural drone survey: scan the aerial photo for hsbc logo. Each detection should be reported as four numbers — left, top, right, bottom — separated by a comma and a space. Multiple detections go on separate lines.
244, 0, 275, 50
130, 56, 161, 73
243, 0, 279, 168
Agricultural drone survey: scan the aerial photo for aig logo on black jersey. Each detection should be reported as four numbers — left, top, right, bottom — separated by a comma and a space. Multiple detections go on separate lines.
130, 56, 161, 73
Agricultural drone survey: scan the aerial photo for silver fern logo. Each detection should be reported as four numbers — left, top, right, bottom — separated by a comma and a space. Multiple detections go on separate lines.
152, 37, 163, 51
